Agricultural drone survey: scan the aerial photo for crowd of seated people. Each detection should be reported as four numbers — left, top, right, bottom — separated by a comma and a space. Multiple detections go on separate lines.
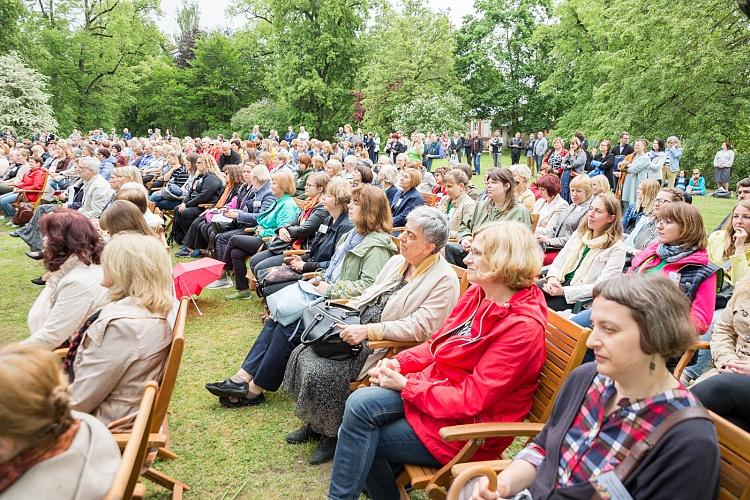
0, 126, 743, 499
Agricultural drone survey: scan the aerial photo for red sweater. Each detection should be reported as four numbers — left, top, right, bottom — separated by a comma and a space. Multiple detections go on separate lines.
16, 166, 47, 202
396, 284, 547, 463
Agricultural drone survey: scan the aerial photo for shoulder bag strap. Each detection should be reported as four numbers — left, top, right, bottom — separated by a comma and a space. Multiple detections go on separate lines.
613, 406, 711, 481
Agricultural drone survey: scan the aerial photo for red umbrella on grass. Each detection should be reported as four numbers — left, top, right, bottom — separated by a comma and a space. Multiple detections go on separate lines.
172, 257, 225, 315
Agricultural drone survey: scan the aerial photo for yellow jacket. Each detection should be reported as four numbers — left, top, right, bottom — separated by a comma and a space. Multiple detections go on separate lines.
707, 230, 750, 284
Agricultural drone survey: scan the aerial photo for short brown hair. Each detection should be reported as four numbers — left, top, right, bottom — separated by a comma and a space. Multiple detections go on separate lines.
473, 221, 542, 290
536, 173, 561, 197
400, 168, 422, 190
656, 202, 707, 249
593, 274, 696, 357
352, 184, 392, 234
487, 167, 517, 212
0, 344, 73, 448
272, 170, 296, 196
327, 179, 352, 212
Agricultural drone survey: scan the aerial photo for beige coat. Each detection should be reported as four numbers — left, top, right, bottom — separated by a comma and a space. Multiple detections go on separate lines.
695, 291, 750, 384
69, 296, 171, 425
438, 194, 476, 239
350, 253, 460, 378
3, 411, 121, 500
25, 255, 110, 350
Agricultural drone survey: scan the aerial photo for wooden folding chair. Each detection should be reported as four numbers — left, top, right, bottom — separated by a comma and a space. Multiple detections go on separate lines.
396, 309, 591, 499
673, 341, 710, 379
446, 411, 750, 500
105, 381, 159, 500
109, 297, 190, 498
421, 191, 438, 207
530, 213, 540, 232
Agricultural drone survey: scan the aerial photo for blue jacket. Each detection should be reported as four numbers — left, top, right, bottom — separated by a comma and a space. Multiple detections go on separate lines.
237, 181, 275, 226
99, 157, 116, 180
391, 187, 425, 227
384, 185, 399, 206
666, 146, 683, 173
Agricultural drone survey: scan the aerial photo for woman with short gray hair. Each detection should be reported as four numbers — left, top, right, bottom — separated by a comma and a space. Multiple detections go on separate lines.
280, 205, 461, 465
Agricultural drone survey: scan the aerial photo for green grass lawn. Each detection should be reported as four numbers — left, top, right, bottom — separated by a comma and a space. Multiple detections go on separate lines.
0, 161, 735, 498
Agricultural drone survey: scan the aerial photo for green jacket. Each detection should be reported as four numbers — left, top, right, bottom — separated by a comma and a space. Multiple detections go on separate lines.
456, 200, 530, 241
295, 168, 312, 199
327, 230, 398, 299
256, 194, 300, 238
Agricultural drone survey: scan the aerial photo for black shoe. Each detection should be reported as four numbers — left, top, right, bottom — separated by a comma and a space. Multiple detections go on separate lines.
8, 231, 20, 237
31, 276, 46, 286
26, 251, 43, 260
309, 436, 337, 465
285, 424, 320, 445
218, 392, 265, 408
205, 379, 250, 398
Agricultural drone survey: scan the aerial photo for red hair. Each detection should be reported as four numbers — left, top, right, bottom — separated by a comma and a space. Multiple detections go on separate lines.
40, 208, 103, 272
536, 174, 561, 197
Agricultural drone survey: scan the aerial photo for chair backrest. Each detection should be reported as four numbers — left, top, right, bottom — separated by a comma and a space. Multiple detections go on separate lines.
530, 213, 540, 232
105, 381, 158, 500
150, 297, 189, 433
712, 411, 750, 499
449, 264, 469, 296
421, 192, 438, 207
530, 309, 591, 423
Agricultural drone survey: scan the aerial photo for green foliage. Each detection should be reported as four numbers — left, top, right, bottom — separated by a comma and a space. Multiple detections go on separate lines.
0, 52, 58, 137
230, 99, 294, 137
0, 0, 25, 51
392, 93, 466, 135
257, 0, 368, 138
173, 0, 203, 68
359, 2, 463, 135
456, 0, 553, 132
540, 0, 750, 186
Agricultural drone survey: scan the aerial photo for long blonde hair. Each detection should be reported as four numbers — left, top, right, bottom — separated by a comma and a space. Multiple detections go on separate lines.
576, 193, 623, 249
0, 344, 73, 447
102, 233, 173, 316
636, 179, 661, 214
723, 200, 750, 260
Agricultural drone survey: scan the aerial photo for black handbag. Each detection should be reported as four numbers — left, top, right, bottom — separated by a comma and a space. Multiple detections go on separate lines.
300, 302, 363, 360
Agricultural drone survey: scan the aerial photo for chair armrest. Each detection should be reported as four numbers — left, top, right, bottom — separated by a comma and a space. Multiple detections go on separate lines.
447, 463, 502, 500
302, 272, 318, 280
439, 422, 545, 442
54, 348, 68, 359
368, 340, 422, 350
112, 432, 167, 449
283, 250, 307, 256
198, 203, 214, 208
329, 299, 349, 305
450, 460, 511, 479
392, 226, 406, 232
673, 341, 712, 379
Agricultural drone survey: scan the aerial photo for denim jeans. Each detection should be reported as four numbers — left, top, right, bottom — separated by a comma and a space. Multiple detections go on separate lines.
328, 386, 441, 500
570, 309, 595, 364
535, 154, 545, 171
683, 309, 723, 380
472, 152, 482, 174
0, 192, 18, 216
149, 192, 182, 210
492, 152, 501, 168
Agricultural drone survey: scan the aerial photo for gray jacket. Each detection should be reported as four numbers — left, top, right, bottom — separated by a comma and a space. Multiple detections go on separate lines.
79, 174, 114, 219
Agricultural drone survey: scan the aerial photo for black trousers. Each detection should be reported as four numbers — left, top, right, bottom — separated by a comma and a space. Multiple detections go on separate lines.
183, 216, 211, 250
444, 242, 467, 268
691, 372, 750, 432
172, 207, 203, 246
225, 234, 265, 290
511, 150, 521, 165
240, 318, 302, 391
535, 280, 571, 311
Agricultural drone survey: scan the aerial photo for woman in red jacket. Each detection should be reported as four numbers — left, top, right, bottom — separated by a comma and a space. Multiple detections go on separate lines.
0, 155, 46, 221
327, 220, 548, 500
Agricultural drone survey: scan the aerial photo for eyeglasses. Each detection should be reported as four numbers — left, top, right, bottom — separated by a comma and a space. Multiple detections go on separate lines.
653, 198, 671, 205
305, 183, 318, 188
655, 218, 675, 227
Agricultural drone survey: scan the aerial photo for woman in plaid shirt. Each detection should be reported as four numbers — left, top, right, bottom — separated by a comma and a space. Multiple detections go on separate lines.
467, 274, 719, 500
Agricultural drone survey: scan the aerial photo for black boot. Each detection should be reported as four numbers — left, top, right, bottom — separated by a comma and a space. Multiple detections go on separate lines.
309, 436, 337, 465
285, 423, 320, 444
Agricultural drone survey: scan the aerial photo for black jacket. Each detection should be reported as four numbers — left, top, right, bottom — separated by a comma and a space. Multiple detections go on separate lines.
184, 173, 223, 207
302, 213, 354, 272
281, 203, 329, 245
217, 150, 242, 170
612, 143, 634, 157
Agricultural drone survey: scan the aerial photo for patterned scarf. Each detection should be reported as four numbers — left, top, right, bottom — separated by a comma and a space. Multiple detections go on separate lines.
656, 243, 697, 263
63, 309, 102, 382
325, 231, 366, 282
0, 419, 80, 493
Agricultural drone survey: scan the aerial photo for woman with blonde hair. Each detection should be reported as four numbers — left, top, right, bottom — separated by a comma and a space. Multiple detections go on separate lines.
539, 193, 626, 311
327, 221, 547, 498
622, 179, 661, 234
708, 199, 750, 285
589, 174, 610, 195
172, 153, 223, 248
111, 165, 143, 187
67, 233, 173, 424
0, 344, 121, 498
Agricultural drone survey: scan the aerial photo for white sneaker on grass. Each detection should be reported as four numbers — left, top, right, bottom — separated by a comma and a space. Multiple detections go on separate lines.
207, 276, 233, 289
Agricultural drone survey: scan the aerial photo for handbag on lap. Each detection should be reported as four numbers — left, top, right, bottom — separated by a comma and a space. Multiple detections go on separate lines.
300, 302, 363, 360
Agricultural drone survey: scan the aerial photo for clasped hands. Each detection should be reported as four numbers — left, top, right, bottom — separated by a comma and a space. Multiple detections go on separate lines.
366, 358, 407, 392
542, 277, 564, 296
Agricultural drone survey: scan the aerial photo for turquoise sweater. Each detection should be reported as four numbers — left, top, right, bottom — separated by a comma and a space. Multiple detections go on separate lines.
255, 194, 300, 238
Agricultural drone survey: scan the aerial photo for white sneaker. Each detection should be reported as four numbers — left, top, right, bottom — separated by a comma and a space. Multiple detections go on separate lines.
207, 276, 233, 289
